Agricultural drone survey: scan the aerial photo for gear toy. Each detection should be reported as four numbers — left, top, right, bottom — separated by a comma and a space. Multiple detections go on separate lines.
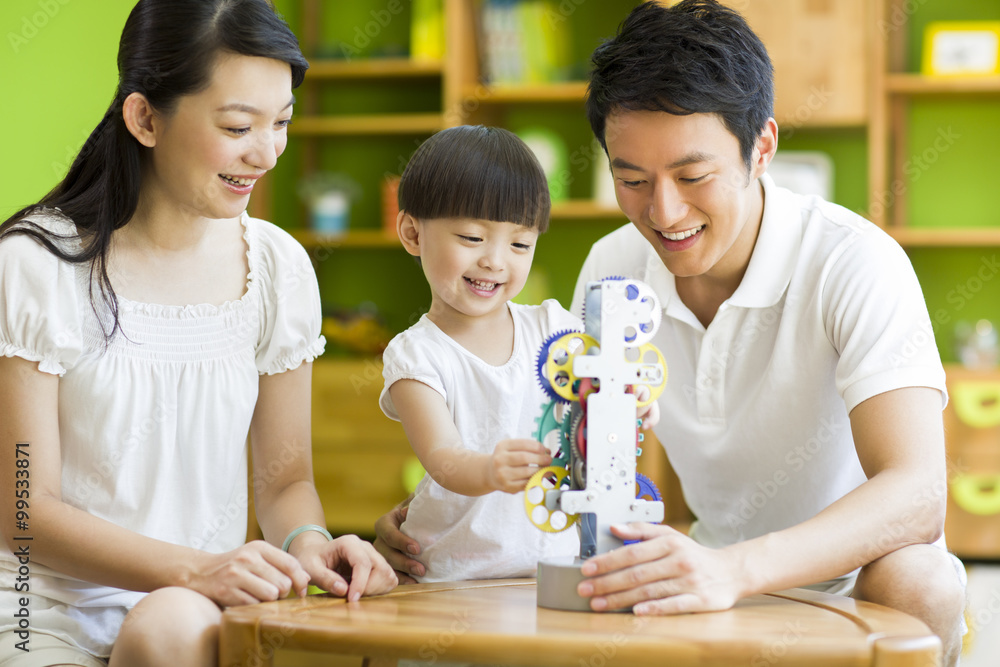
530, 278, 667, 611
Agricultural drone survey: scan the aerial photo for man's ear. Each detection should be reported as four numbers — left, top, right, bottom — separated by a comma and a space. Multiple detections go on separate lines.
751, 117, 779, 180
397, 211, 421, 257
122, 92, 159, 148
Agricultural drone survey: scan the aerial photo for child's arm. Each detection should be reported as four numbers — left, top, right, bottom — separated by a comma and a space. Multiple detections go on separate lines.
389, 379, 551, 496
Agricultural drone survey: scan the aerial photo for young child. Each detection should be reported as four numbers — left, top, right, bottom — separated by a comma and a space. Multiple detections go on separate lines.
379, 125, 655, 583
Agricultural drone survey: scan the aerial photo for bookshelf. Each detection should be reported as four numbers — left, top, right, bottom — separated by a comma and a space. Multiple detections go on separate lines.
246, 0, 893, 535
869, 0, 1000, 240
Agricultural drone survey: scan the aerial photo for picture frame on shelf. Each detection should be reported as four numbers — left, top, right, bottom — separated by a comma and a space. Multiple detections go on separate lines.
768, 151, 834, 201
922, 21, 1000, 77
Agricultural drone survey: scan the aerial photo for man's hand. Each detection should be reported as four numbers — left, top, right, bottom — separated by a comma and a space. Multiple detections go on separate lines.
373, 497, 425, 584
576, 523, 745, 615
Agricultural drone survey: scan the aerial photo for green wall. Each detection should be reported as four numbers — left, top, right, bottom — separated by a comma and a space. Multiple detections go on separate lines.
0, 1, 135, 221
4, 0, 999, 361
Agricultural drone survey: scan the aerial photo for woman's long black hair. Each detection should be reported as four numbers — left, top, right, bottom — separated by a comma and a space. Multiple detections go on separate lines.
0, 0, 308, 339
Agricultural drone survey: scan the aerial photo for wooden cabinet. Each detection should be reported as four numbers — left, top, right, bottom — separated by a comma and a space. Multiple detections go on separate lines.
310, 358, 413, 537
943, 364, 1000, 558
738, 0, 869, 129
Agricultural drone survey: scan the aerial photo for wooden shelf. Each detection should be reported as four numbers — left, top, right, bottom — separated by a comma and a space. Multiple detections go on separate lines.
290, 229, 401, 249
885, 226, 1000, 247
886, 73, 1000, 96
550, 200, 625, 220
306, 58, 443, 80
289, 113, 445, 136
288, 205, 623, 250
462, 81, 589, 104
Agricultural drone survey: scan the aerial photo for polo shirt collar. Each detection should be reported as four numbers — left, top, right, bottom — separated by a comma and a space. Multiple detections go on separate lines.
727, 173, 799, 309
643, 172, 800, 325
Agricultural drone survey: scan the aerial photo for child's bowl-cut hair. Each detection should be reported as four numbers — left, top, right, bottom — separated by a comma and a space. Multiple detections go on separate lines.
398, 125, 551, 233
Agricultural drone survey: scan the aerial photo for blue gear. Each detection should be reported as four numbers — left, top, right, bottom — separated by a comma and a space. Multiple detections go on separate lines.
535, 329, 583, 404
624, 473, 663, 545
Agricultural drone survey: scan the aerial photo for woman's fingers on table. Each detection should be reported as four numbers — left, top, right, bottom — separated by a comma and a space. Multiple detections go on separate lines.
339, 536, 398, 597
256, 540, 312, 596
197, 541, 307, 606
309, 535, 399, 600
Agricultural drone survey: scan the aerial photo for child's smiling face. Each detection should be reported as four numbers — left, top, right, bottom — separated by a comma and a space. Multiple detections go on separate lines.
405, 216, 539, 325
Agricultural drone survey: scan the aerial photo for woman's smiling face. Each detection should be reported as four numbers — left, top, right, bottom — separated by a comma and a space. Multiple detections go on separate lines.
141, 53, 295, 221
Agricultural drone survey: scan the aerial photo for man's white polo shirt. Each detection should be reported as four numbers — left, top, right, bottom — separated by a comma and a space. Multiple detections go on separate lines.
572, 174, 946, 549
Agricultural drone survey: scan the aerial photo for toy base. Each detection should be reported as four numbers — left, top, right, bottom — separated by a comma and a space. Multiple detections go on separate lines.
537, 556, 591, 611
536, 556, 629, 613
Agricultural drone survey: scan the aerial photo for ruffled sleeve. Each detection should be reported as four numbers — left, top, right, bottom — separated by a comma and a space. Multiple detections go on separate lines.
0, 222, 84, 376
379, 322, 450, 421
251, 219, 326, 374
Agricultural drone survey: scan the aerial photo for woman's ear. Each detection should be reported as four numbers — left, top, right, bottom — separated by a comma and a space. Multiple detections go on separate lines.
122, 92, 158, 148
397, 211, 421, 257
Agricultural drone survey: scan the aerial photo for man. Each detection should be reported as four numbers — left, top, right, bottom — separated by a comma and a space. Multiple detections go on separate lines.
376, 2, 966, 663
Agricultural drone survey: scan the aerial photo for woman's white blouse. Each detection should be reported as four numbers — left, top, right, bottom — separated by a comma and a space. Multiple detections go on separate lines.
0, 210, 325, 657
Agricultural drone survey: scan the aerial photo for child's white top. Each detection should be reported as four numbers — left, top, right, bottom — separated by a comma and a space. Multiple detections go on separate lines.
380, 300, 581, 582
0, 210, 325, 658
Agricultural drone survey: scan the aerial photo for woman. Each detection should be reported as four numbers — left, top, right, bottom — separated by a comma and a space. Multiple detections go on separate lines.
0, 1, 395, 665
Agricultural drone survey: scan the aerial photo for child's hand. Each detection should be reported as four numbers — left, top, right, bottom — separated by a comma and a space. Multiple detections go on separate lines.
488, 438, 552, 493
635, 385, 661, 430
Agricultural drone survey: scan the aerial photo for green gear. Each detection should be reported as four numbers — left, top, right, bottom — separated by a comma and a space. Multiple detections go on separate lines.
535, 400, 571, 469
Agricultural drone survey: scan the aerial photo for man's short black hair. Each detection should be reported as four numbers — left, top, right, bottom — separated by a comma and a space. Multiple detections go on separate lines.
586, 0, 774, 172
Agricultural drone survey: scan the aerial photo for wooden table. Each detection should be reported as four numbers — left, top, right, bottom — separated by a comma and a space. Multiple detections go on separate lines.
219, 579, 940, 667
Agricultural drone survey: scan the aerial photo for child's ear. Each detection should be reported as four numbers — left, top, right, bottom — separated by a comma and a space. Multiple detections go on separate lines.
397, 211, 421, 257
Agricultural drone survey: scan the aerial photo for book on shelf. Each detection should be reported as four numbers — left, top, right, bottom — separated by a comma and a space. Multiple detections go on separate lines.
479, 0, 571, 86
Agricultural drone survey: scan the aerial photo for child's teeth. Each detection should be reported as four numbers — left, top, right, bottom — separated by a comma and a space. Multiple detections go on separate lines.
222, 175, 253, 186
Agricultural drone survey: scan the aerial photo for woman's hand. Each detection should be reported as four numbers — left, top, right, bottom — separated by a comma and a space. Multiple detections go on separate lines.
488, 438, 552, 493
296, 535, 398, 601
188, 540, 311, 607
